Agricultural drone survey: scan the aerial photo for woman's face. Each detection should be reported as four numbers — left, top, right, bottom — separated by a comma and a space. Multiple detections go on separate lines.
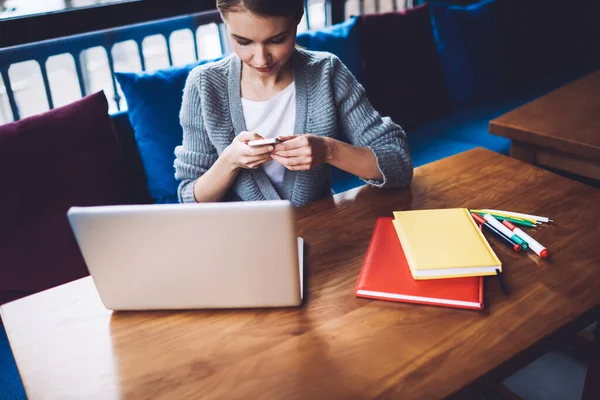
223, 9, 298, 76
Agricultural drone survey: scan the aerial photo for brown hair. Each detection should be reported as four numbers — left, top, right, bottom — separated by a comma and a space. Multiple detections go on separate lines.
216, 0, 304, 22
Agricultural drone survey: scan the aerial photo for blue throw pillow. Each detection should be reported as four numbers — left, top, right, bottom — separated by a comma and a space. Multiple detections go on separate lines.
431, 0, 506, 107
296, 16, 363, 83
116, 57, 223, 203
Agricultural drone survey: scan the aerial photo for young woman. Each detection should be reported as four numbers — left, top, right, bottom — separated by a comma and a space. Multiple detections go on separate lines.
175, 0, 413, 206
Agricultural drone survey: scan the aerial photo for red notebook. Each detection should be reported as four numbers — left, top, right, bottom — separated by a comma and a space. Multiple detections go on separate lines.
355, 217, 484, 310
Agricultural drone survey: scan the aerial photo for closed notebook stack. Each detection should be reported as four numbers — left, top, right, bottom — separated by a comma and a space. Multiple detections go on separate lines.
356, 217, 484, 310
392, 208, 501, 280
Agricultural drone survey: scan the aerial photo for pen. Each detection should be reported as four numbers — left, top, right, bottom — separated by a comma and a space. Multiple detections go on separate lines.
471, 213, 522, 252
472, 210, 539, 225
496, 268, 508, 295
478, 209, 553, 223
502, 221, 548, 258
483, 214, 529, 250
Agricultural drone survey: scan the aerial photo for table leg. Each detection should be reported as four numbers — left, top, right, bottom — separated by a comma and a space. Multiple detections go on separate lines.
510, 142, 536, 164
582, 322, 600, 400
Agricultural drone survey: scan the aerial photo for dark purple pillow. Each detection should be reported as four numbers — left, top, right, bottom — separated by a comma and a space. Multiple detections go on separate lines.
0, 92, 123, 304
359, 5, 452, 130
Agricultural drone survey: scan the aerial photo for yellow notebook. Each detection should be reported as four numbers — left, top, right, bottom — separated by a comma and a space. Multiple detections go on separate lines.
392, 208, 501, 280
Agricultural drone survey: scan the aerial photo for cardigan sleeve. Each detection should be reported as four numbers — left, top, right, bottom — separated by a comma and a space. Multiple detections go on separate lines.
174, 67, 219, 203
330, 55, 413, 188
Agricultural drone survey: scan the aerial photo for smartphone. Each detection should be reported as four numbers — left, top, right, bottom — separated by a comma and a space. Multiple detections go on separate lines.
248, 137, 280, 147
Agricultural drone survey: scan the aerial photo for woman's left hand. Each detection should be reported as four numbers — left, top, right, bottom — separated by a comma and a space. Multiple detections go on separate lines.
270, 135, 332, 171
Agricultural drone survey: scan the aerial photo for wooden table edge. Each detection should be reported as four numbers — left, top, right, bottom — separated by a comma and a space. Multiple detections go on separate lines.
488, 120, 600, 161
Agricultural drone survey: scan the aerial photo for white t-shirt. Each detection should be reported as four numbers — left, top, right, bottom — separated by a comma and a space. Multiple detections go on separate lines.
241, 82, 296, 194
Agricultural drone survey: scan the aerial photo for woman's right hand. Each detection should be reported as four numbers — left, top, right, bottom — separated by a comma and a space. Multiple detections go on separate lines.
222, 131, 275, 170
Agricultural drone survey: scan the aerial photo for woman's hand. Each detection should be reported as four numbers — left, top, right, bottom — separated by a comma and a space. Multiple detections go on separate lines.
271, 135, 332, 171
223, 131, 275, 170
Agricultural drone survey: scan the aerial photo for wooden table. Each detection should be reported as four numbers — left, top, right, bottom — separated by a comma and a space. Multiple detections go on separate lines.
2, 148, 600, 400
489, 70, 600, 181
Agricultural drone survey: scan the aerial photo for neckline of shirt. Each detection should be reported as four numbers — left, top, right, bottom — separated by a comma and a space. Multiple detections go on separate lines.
241, 81, 296, 106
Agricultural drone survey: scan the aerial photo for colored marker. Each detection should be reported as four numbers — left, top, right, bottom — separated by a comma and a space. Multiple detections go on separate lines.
471, 213, 522, 252
471, 210, 538, 225
502, 221, 548, 258
493, 216, 537, 228
479, 209, 553, 223
469, 210, 538, 228
474, 212, 537, 228
483, 214, 529, 250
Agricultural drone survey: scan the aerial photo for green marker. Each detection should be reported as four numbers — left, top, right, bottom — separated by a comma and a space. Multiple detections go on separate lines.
508, 233, 529, 250
472, 212, 536, 228
508, 218, 535, 228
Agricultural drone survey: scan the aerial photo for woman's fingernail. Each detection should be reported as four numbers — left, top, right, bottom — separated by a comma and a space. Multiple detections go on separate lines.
268, 146, 274, 151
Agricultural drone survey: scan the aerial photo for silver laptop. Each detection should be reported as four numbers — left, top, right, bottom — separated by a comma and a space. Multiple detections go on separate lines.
67, 200, 303, 310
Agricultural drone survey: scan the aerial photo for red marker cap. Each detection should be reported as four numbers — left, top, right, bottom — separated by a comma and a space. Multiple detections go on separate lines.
540, 249, 548, 258
513, 244, 522, 252
502, 220, 517, 231
471, 213, 486, 225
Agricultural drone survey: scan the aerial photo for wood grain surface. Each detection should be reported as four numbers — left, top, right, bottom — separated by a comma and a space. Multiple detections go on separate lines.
2, 148, 600, 400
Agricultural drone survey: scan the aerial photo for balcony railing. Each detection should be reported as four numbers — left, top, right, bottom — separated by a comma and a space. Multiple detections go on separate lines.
0, 0, 414, 124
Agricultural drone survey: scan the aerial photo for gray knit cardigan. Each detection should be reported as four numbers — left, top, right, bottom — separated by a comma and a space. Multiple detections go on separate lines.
175, 48, 413, 206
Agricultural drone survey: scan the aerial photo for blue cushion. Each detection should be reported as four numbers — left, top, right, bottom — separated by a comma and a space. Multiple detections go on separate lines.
330, 167, 364, 194
406, 97, 522, 167
410, 137, 478, 168
0, 327, 26, 400
296, 16, 363, 83
116, 57, 223, 203
431, 0, 506, 108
